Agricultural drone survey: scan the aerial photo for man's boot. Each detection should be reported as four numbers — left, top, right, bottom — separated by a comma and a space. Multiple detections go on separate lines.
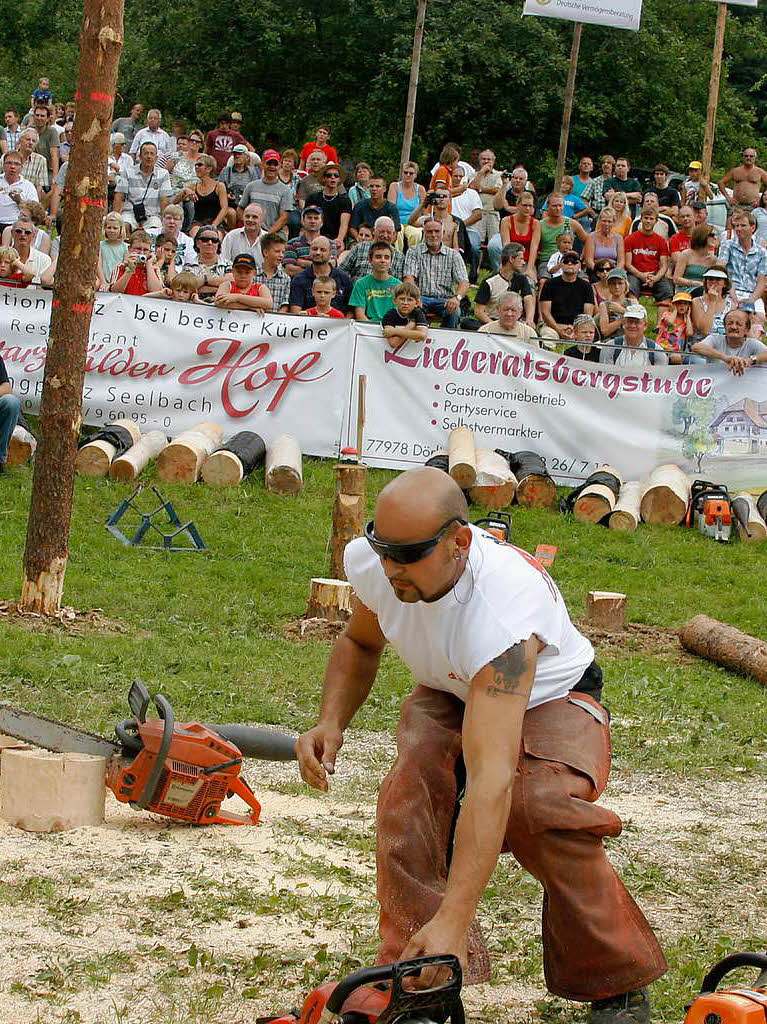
589, 988, 651, 1024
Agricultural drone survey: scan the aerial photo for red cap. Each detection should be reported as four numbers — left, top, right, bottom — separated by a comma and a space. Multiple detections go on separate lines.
262, 149, 280, 162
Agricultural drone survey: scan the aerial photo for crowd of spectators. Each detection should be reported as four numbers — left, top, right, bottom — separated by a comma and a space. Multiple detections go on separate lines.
1, 82, 767, 382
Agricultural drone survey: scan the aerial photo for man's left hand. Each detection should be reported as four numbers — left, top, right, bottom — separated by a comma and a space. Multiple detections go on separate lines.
445, 296, 460, 314
400, 916, 468, 989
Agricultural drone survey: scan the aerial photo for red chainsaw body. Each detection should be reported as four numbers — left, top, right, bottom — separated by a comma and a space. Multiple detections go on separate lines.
107, 718, 261, 825
268, 981, 391, 1023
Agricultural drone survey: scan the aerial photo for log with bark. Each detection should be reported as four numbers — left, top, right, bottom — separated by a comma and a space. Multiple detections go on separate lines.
201, 431, 266, 487
732, 493, 767, 542
330, 462, 366, 580
109, 430, 168, 482
679, 614, 767, 686
155, 422, 223, 484
570, 466, 622, 524
504, 450, 557, 508
306, 578, 353, 622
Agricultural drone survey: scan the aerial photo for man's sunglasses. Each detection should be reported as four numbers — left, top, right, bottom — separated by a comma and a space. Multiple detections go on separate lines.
364, 516, 466, 564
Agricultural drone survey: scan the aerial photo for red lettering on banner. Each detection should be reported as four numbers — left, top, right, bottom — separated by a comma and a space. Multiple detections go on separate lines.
178, 337, 332, 417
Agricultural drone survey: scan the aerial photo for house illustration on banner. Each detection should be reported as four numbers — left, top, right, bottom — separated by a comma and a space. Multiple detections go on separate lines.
709, 398, 767, 454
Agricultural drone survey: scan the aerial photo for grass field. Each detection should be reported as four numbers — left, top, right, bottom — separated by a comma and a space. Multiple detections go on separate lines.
1, 459, 766, 1024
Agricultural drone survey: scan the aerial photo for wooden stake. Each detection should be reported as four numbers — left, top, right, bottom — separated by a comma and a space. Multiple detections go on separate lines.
586, 591, 627, 632
306, 578, 353, 622
399, 0, 428, 176
356, 374, 367, 460
330, 462, 367, 581
554, 22, 583, 193
0, 750, 106, 832
679, 614, 767, 686
20, 0, 124, 615
109, 430, 168, 482
700, 1, 728, 198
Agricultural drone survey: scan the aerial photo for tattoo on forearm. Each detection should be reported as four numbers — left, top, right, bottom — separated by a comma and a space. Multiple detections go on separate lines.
486, 642, 528, 698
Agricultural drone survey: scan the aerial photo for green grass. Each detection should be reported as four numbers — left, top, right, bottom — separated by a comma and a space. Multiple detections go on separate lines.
1, 460, 766, 775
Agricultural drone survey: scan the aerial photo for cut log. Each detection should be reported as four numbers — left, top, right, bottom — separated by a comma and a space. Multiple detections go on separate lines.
757, 489, 767, 526
306, 578, 353, 622
109, 430, 168, 482
448, 427, 477, 489
75, 419, 142, 477
425, 449, 449, 473
0, 750, 106, 832
609, 480, 644, 532
201, 431, 266, 487
330, 463, 367, 580
732, 493, 767, 542
586, 591, 627, 631
470, 449, 517, 509
640, 464, 691, 525
265, 434, 303, 495
7, 424, 37, 467
155, 422, 223, 484
572, 466, 622, 524
505, 451, 557, 509
679, 614, 767, 686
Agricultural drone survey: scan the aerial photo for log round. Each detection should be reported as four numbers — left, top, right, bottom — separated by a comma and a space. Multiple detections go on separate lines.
448, 427, 477, 489
470, 449, 517, 509
679, 614, 767, 686
505, 451, 557, 509
155, 422, 223, 484
330, 462, 367, 580
265, 434, 303, 495
202, 432, 266, 487
109, 430, 168, 482
306, 578, 353, 622
757, 489, 767, 526
0, 750, 106, 832
732, 493, 767, 542
639, 464, 691, 526
572, 466, 622, 525
609, 480, 644, 532
586, 590, 627, 631
76, 420, 142, 478
7, 424, 37, 467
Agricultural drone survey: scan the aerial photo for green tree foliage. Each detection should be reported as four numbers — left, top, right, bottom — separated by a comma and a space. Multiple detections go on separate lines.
3, 0, 767, 179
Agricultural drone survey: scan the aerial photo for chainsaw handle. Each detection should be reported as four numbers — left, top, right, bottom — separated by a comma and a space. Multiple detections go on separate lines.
325, 955, 463, 1019
700, 952, 767, 993
136, 695, 175, 809
205, 724, 297, 761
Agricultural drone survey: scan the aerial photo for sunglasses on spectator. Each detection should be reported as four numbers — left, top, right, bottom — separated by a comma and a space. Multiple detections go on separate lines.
562, 256, 581, 264
264, 160, 279, 166
13, 228, 33, 235
364, 516, 467, 564
198, 235, 218, 243
324, 172, 340, 178
194, 161, 206, 167
596, 265, 611, 273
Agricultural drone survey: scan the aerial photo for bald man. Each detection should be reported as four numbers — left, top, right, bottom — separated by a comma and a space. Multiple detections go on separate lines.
297, 468, 666, 1023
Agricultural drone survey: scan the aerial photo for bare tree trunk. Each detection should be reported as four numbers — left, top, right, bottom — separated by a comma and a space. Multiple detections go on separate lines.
20, 0, 124, 614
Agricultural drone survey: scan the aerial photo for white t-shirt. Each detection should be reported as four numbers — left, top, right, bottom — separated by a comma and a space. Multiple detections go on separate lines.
344, 525, 594, 709
450, 187, 482, 225
22, 247, 52, 285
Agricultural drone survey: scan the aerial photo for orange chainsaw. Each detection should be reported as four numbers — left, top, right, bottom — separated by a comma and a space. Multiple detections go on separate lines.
685, 953, 767, 1024
0, 682, 297, 826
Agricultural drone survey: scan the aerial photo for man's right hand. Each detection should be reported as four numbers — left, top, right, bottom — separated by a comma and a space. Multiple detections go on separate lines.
296, 723, 343, 791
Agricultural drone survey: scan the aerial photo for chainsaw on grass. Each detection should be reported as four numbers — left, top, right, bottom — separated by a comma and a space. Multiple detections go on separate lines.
261, 955, 464, 1024
685, 952, 767, 1024
686, 480, 734, 543
0, 681, 297, 826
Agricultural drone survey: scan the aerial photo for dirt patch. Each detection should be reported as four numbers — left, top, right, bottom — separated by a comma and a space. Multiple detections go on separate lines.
283, 616, 348, 642
0, 601, 124, 635
577, 621, 697, 661
0, 729, 764, 1024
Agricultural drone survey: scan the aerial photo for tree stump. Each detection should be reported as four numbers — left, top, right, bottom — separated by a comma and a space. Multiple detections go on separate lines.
448, 427, 476, 489
265, 434, 303, 495
0, 750, 106, 832
609, 480, 644, 532
306, 578, 353, 622
679, 614, 767, 686
640, 464, 691, 525
109, 430, 168, 482
155, 422, 223, 484
586, 591, 627, 631
470, 449, 517, 509
330, 463, 366, 580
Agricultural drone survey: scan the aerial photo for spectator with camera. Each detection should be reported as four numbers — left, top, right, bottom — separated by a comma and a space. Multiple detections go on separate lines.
182, 227, 232, 301
220, 145, 260, 225
406, 190, 459, 250
109, 229, 165, 295
114, 141, 173, 231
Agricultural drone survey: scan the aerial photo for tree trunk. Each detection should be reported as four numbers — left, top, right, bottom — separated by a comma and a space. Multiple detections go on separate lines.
20, 0, 124, 614
679, 614, 767, 687
330, 463, 366, 580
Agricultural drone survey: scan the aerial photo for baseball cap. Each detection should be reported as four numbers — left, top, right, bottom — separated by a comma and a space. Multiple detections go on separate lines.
572, 313, 595, 328
303, 204, 323, 216
232, 144, 248, 154
607, 267, 628, 282
232, 253, 256, 269
703, 267, 728, 280
623, 304, 647, 320
688, 160, 702, 170
262, 148, 280, 162
561, 250, 581, 263
672, 292, 693, 303
110, 132, 125, 144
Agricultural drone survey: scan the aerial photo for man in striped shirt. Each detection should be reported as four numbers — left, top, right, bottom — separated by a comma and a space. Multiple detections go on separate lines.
254, 234, 291, 312
403, 218, 468, 328
340, 216, 405, 282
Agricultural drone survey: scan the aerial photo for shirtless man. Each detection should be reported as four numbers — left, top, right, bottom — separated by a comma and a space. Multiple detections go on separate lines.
718, 148, 767, 209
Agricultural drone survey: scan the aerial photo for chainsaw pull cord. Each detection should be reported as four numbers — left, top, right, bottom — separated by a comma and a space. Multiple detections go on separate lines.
136, 694, 175, 809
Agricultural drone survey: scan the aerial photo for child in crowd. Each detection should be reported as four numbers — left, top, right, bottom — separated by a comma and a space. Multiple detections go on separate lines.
98, 212, 129, 290
306, 276, 345, 318
597, 267, 632, 339
349, 241, 400, 323
546, 231, 574, 278
564, 313, 601, 362
109, 229, 164, 295
153, 233, 178, 286
146, 271, 200, 303
356, 224, 374, 243
214, 252, 273, 312
655, 291, 692, 363
381, 282, 429, 348
32, 77, 53, 107
0, 247, 34, 288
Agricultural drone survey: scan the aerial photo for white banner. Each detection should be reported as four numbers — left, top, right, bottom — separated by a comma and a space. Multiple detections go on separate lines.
346, 326, 767, 490
712, 0, 757, 6
522, 0, 643, 30
0, 289, 352, 458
